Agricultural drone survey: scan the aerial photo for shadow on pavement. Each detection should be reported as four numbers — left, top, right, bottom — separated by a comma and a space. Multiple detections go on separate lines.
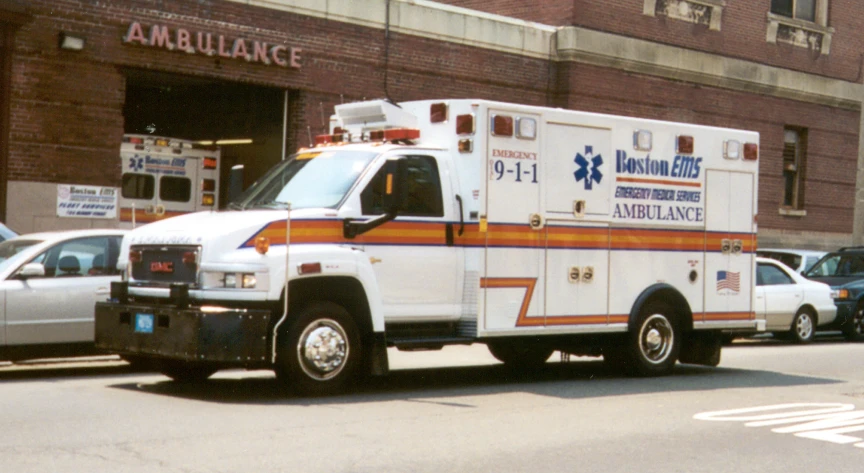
105, 359, 842, 406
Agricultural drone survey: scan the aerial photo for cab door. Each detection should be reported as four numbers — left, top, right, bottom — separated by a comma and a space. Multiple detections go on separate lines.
355, 152, 462, 322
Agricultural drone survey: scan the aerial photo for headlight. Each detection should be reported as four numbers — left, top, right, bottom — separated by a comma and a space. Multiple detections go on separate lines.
831, 289, 850, 300
200, 270, 267, 290
224, 273, 237, 288
242, 273, 257, 288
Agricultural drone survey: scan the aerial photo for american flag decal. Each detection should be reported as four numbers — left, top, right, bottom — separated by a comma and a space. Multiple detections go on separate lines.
717, 271, 740, 292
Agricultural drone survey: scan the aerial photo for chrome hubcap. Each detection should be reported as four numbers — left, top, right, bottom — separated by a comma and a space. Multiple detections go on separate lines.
795, 314, 813, 340
297, 319, 349, 380
639, 314, 674, 364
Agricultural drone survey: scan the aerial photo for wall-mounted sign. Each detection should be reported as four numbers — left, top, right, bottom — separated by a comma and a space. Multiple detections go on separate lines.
123, 22, 301, 68
57, 185, 118, 219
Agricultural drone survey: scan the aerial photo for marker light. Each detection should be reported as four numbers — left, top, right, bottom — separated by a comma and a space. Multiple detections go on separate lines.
430, 103, 448, 123
202, 193, 215, 206
633, 130, 652, 151
723, 140, 741, 160
298, 262, 322, 275
456, 114, 475, 135
255, 237, 270, 255
203, 157, 218, 169
677, 135, 694, 154
516, 117, 537, 140
744, 143, 759, 161
202, 179, 216, 192
491, 115, 513, 137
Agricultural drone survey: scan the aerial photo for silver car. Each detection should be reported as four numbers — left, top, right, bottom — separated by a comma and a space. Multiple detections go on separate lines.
0, 229, 126, 362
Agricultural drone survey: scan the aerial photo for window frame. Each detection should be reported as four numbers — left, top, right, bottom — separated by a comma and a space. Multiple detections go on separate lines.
766, 0, 833, 54
360, 155, 445, 218
779, 126, 808, 215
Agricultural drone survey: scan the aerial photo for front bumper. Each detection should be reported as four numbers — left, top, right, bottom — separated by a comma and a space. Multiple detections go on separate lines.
95, 301, 272, 365
831, 300, 856, 330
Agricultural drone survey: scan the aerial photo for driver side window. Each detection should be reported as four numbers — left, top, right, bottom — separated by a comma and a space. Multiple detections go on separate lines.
361, 155, 444, 217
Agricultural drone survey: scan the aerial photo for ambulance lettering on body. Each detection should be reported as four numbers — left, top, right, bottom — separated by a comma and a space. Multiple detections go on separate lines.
613, 150, 705, 225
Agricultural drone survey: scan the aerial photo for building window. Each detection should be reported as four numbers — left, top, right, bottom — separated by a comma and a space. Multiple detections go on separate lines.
766, 0, 833, 54
771, 0, 815, 22
781, 127, 807, 213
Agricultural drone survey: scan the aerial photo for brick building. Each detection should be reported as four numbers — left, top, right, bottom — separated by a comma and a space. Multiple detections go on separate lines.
0, 0, 862, 249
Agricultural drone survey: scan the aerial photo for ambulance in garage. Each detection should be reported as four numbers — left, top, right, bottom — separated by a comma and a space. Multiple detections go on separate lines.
95, 99, 762, 395
119, 134, 220, 225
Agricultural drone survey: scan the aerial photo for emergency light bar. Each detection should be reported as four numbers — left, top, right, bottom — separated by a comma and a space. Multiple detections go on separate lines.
314, 128, 420, 146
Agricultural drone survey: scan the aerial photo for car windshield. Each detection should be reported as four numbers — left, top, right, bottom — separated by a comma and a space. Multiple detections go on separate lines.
0, 238, 42, 274
231, 150, 379, 210
805, 253, 864, 277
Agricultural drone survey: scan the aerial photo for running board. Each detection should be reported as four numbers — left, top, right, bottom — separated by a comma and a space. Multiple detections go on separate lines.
388, 336, 475, 351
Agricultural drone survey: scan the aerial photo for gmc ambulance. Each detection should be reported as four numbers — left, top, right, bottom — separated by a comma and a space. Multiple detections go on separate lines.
96, 99, 763, 395
119, 134, 220, 225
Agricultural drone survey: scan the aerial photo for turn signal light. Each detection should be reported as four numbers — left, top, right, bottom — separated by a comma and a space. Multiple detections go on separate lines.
129, 249, 142, 263
182, 251, 197, 264
255, 237, 270, 255
298, 262, 322, 275
202, 193, 215, 206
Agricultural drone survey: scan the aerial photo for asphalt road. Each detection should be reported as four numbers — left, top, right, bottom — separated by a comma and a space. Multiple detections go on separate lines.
2, 335, 863, 473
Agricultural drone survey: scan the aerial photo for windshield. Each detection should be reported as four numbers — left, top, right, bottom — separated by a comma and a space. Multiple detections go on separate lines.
232, 150, 379, 210
804, 253, 864, 277
0, 238, 42, 274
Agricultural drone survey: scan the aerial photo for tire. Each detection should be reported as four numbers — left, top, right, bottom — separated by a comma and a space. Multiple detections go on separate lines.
275, 302, 362, 396
619, 300, 680, 377
790, 309, 816, 344
843, 303, 864, 342
158, 360, 217, 383
487, 339, 554, 369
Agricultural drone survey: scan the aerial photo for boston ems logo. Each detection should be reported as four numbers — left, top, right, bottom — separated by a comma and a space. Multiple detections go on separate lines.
574, 145, 603, 190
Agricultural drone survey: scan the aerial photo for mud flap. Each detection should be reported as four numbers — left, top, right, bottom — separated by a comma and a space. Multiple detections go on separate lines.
679, 331, 722, 367
368, 332, 389, 376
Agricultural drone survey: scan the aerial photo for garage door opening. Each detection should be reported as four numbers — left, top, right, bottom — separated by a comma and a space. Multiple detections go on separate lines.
123, 69, 286, 209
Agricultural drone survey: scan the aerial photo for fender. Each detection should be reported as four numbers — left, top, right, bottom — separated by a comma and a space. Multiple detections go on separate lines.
628, 283, 693, 332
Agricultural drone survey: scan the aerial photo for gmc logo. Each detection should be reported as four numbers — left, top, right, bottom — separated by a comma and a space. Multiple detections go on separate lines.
150, 261, 174, 273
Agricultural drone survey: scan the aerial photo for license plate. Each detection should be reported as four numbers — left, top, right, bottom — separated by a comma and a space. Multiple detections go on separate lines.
134, 313, 154, 333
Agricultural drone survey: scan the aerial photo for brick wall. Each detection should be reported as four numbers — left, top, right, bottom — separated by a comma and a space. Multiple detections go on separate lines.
560, 62, 859, 235
442, 0, 864, 82
8, 0, 552, 187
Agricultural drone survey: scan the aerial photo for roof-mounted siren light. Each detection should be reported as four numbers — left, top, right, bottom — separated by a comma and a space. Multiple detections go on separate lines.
743, 142, 759, 161
430, 103, 448, 123
368, 128, 420, 142
333, 99, 418, 134
723, 140, 741, 160
676, 135, 694, 154
633, 130, 652, 151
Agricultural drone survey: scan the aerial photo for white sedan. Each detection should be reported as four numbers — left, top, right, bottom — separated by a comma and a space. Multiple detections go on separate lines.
0, 229, 126, 362
756, 256, 837, 343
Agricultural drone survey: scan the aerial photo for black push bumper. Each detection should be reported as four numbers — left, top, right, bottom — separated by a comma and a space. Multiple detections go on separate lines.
95, 301, 272, 365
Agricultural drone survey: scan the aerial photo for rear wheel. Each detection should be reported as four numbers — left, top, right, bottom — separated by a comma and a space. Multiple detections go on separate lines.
790, 309, 816, 344
487, 339, 554, 369
615, 300, 680, 377
843, 303, 864, 342
275, 302, 362, 396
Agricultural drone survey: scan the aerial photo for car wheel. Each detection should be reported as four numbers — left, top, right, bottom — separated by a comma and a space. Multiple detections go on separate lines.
275, 302, 362, 396
487, 339, 554, 369
790, 309, 815, 344
158, 360, 217, 383
843, 303, 864, 342
620, 300, 680, 377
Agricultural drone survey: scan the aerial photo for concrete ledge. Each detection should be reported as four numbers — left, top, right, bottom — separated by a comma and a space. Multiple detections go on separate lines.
758, 228, 851, 251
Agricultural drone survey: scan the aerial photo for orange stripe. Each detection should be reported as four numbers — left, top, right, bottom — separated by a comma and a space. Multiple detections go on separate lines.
616, 176, 702, 187
702, 312, 755, 321
480, 277, 537, 327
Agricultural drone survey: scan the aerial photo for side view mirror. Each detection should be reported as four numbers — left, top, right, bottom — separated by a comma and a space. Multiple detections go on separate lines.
344, 158, 407, 238
16, 262, 45, 279
227, 164, 245, 204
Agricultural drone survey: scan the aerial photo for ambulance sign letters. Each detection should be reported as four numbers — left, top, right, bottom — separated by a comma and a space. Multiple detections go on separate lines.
57, 185, 118, 219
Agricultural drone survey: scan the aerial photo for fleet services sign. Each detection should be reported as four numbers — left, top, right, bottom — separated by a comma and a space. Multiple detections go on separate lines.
123, 22, 301, 68
57, 185, 118, 219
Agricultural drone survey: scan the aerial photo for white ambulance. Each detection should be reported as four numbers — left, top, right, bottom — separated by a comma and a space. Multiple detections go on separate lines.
96, 99, 763, 395
119, 134, 220, 225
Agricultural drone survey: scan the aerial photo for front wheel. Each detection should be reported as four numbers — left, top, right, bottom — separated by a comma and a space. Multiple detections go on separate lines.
275, 302, 362, 396
790, 309, 815, 344
843, 303, 864, 342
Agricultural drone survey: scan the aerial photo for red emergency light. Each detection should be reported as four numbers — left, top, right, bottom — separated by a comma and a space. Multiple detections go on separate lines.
743, 143, 759, 161
124, 137, 144, 144
368, 128, 420, 142
202, 157, 218, 169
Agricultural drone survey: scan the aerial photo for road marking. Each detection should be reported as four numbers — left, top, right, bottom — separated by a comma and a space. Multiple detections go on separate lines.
695, 403, 864, 449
